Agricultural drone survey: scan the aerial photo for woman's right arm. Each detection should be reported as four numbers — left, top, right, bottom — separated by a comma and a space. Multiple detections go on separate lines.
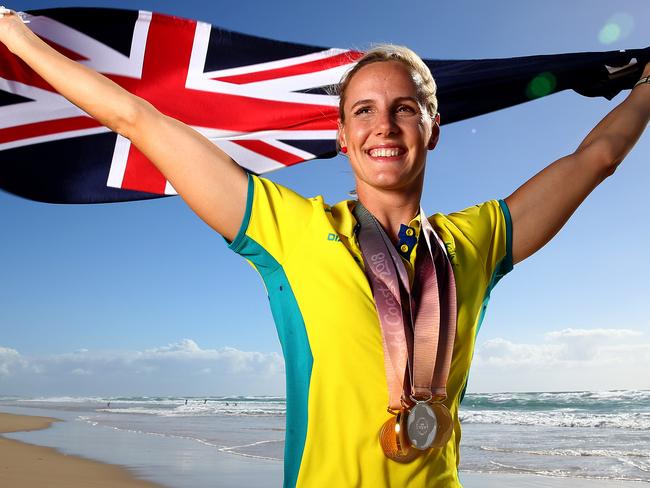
0, 10, 247, 241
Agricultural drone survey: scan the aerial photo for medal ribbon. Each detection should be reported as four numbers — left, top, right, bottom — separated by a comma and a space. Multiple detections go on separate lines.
354, 203, 457, 410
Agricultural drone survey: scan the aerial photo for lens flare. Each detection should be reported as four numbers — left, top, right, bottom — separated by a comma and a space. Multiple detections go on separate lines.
599, 23, 621, 44
526, 72, 557, 99
598, 12, 634, 45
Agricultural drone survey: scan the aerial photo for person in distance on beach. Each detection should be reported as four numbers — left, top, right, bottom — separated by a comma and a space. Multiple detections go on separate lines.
1, 8, 649, 487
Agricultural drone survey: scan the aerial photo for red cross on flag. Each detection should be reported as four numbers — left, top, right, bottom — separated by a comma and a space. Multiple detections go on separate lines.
0, 8, 361, 202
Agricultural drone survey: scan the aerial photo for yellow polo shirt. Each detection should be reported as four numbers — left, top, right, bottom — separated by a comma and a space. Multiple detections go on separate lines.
229, 174, 513, 488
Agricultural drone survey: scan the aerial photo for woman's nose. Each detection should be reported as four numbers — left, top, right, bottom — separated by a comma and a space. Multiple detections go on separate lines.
375, 110, 399, 136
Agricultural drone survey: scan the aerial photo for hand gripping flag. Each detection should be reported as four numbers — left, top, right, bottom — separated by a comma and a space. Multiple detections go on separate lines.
0, 7, 648, 204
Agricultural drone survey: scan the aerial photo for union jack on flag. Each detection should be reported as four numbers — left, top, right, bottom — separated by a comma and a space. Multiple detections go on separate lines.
0, 7, 647, 204
0, 8, 364, 202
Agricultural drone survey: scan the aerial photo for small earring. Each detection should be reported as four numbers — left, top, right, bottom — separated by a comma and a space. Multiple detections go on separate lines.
341, 146, 348, 154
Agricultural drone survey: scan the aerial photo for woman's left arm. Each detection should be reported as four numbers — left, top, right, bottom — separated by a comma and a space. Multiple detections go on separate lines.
505, 62, 650, 265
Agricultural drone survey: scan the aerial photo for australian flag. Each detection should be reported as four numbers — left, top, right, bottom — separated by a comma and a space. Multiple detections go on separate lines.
0, 7, 647, 204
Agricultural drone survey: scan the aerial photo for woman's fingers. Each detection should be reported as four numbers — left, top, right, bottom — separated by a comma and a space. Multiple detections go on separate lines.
0, 6, 30, 23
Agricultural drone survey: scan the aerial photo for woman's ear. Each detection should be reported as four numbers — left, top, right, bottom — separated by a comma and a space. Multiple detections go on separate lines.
337, 120, 347, 152
427, 113, 441, 150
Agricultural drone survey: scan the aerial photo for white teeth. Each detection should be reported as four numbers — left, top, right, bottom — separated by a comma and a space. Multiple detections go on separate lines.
369, 148, 402, 157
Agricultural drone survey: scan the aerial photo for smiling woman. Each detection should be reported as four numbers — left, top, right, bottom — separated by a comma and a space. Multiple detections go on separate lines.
1, 4, 650, 488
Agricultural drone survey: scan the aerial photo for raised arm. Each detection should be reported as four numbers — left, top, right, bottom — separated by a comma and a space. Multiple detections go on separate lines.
505, 62, 650, 265
0, 9, 247, 241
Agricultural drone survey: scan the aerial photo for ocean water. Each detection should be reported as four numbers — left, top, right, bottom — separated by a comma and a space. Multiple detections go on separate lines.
459, 391, 650, 483
1, 390, 648, 485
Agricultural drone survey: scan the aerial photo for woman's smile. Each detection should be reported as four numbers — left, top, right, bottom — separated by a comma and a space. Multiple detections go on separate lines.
365, 145, 407, 159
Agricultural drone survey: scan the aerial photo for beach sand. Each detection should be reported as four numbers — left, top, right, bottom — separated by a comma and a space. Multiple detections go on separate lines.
0, 412, 164, 488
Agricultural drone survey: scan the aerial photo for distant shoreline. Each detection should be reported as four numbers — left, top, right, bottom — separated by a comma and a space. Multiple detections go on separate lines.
0, 411, 164, 488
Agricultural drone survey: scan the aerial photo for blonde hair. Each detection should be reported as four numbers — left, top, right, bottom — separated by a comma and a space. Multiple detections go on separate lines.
337, 44, 438, 124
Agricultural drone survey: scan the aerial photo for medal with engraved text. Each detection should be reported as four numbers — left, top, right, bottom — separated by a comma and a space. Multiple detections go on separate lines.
355, 204, 457, 462
406, 401, 437, 450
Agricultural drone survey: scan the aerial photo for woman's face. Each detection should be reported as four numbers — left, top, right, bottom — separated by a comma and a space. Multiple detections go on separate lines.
339, 60, 437, 196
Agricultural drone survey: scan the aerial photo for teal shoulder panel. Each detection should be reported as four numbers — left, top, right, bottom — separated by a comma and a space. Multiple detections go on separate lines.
234, 234, 313, 488
494, 199, 514, 284
227, 173, 255, 252
473, 198, 514, 338
460, 199, 513, 403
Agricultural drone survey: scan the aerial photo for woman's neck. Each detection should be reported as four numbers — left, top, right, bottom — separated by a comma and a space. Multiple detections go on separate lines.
356, 186, 423, 245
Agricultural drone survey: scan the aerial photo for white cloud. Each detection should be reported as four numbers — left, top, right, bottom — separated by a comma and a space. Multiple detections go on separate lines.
545, 328, 642, 339
474, 337, 562, 367
70, 368, 92, 376
0, 346, 29, 379
0, 340, 285, 397
470, 327, 650, 392
0, 346, 26, 376
544, 328, 646, 363
145, 338, 202, 355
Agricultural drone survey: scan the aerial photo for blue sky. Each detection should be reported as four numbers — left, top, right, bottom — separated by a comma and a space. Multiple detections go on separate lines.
1, 0, 649, 396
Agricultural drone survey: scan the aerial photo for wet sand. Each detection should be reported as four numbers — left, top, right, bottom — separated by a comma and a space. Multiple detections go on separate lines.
0, 412, 165, 488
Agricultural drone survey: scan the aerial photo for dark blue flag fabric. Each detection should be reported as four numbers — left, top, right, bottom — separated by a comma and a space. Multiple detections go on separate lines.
0, 7, 647, 204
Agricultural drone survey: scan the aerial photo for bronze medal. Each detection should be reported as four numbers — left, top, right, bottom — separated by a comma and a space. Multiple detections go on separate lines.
429, 402, 453, 448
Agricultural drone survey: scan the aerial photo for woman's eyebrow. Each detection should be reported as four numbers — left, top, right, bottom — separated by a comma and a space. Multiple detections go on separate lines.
350, 99, 374, 110
350, 96, 419, 110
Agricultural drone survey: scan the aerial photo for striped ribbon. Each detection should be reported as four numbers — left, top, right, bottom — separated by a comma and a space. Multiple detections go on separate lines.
354, 203, 457, 410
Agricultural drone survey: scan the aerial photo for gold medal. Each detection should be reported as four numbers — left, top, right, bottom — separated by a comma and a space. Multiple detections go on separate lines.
379, 409, 418, 462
